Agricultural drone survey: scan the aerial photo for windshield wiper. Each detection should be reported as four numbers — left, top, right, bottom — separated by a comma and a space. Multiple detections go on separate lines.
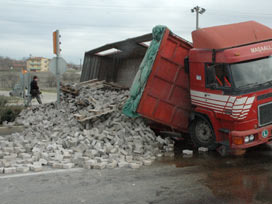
238, 82, 260, 89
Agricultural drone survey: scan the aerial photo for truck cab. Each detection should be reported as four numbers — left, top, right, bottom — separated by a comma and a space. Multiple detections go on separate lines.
189, 21, 272, 149
124, 21, 272, 151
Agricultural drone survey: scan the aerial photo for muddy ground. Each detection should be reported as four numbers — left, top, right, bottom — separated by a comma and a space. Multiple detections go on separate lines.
0, 90, 57, 105
0, 140, 272, 204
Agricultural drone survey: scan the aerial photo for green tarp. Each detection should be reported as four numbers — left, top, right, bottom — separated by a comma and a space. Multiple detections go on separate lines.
122, 25, 166, 117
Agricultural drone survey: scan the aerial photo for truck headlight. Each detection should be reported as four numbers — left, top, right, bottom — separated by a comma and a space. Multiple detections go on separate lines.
249, 135, 255, 141
244, 136, 249, 143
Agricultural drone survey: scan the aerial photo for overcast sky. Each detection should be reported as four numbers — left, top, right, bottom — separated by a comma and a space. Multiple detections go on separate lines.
1, 0, 272, 64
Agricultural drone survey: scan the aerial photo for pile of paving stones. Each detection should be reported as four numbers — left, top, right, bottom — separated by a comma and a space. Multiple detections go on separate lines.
0, 81, 174, 173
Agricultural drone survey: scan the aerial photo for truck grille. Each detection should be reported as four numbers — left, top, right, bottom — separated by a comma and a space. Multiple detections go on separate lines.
259, 102, 272, 126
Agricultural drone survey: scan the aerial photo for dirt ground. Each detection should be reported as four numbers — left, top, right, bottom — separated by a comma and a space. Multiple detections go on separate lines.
0, 90, 57, 105
1, 141, 272, 204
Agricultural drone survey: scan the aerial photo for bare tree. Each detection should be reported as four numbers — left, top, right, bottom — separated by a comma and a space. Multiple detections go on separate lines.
4, 73, 19, 88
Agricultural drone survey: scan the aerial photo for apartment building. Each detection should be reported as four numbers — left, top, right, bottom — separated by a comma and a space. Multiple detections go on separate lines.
26, 57, 50, 72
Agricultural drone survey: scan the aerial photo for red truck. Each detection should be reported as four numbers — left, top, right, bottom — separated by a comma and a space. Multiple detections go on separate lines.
124, 21, 272, 151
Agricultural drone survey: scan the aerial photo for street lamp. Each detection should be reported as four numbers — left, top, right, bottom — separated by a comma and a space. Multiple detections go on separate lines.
191, 6, 206, 30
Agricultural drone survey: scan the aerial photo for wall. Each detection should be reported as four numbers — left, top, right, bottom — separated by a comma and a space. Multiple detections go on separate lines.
115, 57, 142, 87
0, 70, 80, 89
81, 54, 144, 88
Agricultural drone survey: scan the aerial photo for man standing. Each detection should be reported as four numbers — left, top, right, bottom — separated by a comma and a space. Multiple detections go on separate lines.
26, 76, 42, 106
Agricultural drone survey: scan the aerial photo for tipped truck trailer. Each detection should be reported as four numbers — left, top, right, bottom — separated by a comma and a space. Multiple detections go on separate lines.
123, 21, 272, 150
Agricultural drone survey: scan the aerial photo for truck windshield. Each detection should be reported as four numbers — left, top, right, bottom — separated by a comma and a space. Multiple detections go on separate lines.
230, 57, 272, 88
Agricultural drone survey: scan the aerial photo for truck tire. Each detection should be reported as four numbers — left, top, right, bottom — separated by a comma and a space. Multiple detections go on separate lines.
190, 117, 217, 150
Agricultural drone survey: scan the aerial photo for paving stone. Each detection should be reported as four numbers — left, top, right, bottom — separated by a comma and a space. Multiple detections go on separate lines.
93, 162, 106, 170
129, 163, 141, 169
143, 160, 153, 166
84, 160, 97, 169
30, 165, 43, 172
3, 154, 17, 160
182, 149, 193, 155
52, 163, 63, 169
120, 149, 128, 156
106, 161, 118, 169
16, 166, 30, 173
39, 159, 48, 165
4, 167, 16, 174
62, 163, 74, 169
156, 153, 163, 157
125, 156, 133, 162
2, 147, 14, 153
118, 161, 129, 168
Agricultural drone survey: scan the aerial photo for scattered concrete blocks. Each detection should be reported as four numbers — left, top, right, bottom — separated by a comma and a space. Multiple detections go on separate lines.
1, 81, 175, 173
198, 147, 209, 152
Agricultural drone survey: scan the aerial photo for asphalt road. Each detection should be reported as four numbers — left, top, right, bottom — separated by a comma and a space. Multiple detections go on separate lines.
1, 144, 272, 204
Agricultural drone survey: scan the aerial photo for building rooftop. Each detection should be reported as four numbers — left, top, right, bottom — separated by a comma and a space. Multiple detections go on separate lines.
28, 57, 49, 60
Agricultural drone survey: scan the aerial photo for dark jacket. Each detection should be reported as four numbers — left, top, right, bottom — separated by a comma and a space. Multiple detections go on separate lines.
30, 80, 40, 96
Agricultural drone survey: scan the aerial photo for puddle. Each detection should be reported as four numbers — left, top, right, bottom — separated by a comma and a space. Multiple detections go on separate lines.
158, 141, 272, 203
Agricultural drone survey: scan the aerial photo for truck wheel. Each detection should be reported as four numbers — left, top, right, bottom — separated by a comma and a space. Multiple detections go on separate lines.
190, 118, 217, 150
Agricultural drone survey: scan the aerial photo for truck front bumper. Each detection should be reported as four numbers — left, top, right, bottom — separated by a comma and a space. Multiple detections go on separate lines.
230, 124, 272, 149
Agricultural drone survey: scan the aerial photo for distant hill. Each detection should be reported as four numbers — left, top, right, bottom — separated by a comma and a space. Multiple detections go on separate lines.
0, 57, 26, 71
0, 56, 80, 71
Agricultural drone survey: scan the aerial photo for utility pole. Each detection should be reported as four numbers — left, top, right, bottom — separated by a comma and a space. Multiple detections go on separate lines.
53, 30, 61, 106
191, 6, 206, 30
79, 59, 82, 71
50, 30, 67, 108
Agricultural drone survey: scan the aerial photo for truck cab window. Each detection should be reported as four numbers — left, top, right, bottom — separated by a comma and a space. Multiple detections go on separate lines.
206, 64, 231, 88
